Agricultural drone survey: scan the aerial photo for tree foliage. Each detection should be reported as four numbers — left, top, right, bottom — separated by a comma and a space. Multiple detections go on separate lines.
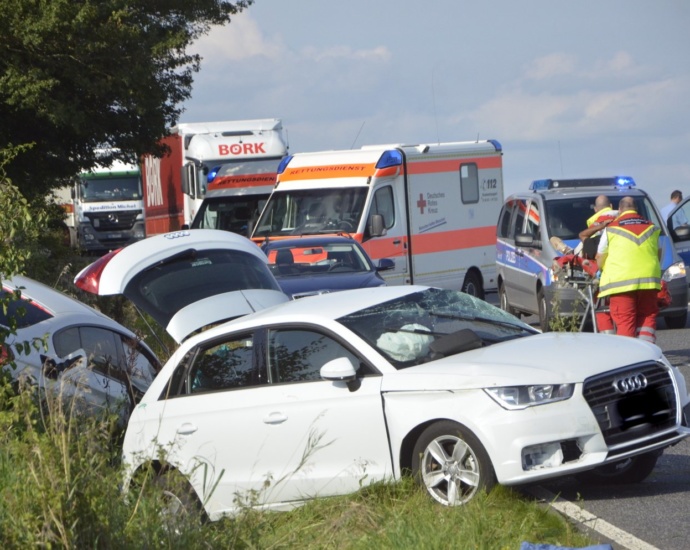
0, 0, 252, 198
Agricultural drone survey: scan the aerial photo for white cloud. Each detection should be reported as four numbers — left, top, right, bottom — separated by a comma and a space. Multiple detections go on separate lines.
524, 53, 577, 80
191, 13, 284, 62
303, 45, 392, 62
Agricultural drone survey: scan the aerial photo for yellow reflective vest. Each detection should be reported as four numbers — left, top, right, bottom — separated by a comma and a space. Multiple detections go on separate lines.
586, 206, 614, 228
598, 212, 661, 298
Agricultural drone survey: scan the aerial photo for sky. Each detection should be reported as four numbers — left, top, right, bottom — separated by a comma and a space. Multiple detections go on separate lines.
181, 0, 690, 209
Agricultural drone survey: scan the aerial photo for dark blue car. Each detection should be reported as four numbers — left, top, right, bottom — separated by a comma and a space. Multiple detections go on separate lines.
261, 236, 393, 299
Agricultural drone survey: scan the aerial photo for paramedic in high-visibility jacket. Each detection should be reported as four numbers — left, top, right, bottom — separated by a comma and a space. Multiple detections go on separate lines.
596, 196, 662, 343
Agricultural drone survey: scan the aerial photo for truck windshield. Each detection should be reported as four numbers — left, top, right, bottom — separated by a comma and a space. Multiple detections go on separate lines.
253, 188, 368, 237
80, 176, 141, 202
192, 195, 270, 236
545, 195, 664, 241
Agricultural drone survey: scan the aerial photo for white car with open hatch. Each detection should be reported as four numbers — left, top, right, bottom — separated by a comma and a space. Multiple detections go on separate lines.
75, 229, 690, 520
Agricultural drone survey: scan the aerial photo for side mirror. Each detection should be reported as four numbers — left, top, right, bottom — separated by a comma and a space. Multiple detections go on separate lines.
672, 225, 690, 242
515, 233, 537, 247
367, 214, 386, 238
320, 357, 357, 382
377, 258, 395, 272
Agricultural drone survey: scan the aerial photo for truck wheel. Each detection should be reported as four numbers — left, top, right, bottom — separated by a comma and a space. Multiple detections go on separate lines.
499, 281, 517, 317
411, 420, 496, 506
461, 271, 484, 300
576, 451, 660, 485
537, 287, 551, 332
664, 311, 688, 329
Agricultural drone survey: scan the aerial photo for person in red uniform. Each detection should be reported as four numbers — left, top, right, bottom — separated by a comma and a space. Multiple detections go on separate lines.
596, 196, 661, 342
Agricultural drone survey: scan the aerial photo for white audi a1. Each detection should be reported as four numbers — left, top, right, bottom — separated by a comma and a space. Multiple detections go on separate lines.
76, 230, 690, 521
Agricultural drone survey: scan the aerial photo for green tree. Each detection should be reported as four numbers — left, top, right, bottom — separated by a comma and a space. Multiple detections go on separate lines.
0, 0, 252, 198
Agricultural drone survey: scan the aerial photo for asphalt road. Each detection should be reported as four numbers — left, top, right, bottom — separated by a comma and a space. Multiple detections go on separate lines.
527, 317, 690, 550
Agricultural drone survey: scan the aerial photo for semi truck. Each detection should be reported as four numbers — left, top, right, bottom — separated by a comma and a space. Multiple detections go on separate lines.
251, 140, 504, 299
57, 154, 145, 252
142, 119, 288, 236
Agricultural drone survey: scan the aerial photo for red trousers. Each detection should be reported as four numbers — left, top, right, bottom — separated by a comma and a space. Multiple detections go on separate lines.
608, 289, 659, 343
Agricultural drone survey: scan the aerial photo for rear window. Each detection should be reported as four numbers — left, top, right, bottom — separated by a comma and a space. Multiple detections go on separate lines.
123, 249, 281, 329
0, 290, 53, 328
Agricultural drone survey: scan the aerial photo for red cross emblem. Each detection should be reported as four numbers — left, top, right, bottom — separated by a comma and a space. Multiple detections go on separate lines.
417, 193, 427, 214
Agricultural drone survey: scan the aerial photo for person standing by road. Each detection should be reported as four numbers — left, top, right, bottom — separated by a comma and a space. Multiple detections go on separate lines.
596, 196, 662, 343
661, 190, 682, 222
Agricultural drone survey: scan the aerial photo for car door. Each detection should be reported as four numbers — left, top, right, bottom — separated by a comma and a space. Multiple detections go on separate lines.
667, 197, 690, 271
151, 325, 391, 514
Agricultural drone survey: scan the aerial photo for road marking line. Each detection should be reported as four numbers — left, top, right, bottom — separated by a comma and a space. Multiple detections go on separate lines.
527, 486, 659, 550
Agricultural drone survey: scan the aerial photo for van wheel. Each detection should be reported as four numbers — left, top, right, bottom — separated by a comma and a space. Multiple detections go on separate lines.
499, 281, 517, 317
664, 312, 687, 329
538, 287, 551, 332
461, 271, 484, 300
411, 421, 496, 506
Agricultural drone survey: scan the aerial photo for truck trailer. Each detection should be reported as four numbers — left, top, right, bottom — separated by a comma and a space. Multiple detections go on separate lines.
142, 119, 288, 236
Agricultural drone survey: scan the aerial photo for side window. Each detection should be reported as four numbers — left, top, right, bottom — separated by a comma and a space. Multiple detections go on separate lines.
188, 333, 258, 394
268, 329, 367, 383
525, 200, 541, 238
121, 337, 159, 391
513, 199, 527, 238
497, 200, 516, 238
370, 186, 395, 229
460, 163, 479, 204
53, 327, 81, 357
77, 326, 121, 377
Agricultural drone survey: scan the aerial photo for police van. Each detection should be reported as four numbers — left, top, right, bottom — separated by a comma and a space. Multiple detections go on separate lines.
496, 177, 689, 331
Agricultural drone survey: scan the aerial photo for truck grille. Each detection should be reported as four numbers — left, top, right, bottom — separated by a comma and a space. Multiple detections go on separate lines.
583, 361, 678, 449
86, 210, 140, 231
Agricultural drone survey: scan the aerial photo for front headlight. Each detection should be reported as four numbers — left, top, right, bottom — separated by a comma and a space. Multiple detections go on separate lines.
485, 384, 574, 410
663, 261, 686, 282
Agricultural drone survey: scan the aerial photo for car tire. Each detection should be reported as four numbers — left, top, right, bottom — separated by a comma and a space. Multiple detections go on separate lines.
664, 311, 688, 329
154, 470, 206, 528
576, 451, 660, 485
499, 281, 517, 317
411, 420, 496, 506
461, 271, 484, 300
537, 287, 551, 332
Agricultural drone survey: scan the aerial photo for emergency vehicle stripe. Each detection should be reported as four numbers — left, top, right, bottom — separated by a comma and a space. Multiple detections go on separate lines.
606, 226, 658, 245
358, 225, 497, 258
405, 156, 502, 174
598, 277, 661, 294
279, 163, 377, 181
207, 175, 276, 191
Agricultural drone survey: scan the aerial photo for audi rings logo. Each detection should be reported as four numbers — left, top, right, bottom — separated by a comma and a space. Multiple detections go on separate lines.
612, 373, 648, 394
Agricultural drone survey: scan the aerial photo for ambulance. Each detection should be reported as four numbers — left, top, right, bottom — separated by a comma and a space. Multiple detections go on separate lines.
142, 119, 287, 236
251, 140, 504, 298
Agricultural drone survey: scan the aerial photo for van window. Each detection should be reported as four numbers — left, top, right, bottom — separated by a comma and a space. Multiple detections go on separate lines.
497, 200, 517, 238
371, 186, 395, 229
524, 201, 541, 238
460, 164, 479, 204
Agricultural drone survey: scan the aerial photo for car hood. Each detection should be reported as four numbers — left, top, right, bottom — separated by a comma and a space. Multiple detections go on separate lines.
74, 229, 288, 343
277, 271, 385, 298
380, 332, 663, 391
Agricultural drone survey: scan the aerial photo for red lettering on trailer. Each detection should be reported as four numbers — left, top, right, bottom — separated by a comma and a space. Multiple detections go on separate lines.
217, 143, 267, 156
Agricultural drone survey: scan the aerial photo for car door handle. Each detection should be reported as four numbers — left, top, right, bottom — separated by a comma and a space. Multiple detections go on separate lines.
263, 411, 288, 425
392, 240, 401, 245
176, 423, 198, 435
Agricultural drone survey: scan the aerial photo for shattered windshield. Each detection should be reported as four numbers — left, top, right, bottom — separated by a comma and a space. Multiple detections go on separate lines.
337, 288, 537, 369
253, 188, 368, 237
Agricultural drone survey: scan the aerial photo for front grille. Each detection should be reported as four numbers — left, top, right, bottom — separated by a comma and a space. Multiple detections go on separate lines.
86, 210, 140, 231
583, 361, 678, 448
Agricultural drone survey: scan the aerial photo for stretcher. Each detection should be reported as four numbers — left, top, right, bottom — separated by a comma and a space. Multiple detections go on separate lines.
551, 252, 602, 332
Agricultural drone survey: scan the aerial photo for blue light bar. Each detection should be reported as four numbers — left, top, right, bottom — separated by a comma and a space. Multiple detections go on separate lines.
376, 150, 403, 169
530, 179, 552, 191
277, 155, 293, 175
615, 176, 636, 188
206, 165, 221, 183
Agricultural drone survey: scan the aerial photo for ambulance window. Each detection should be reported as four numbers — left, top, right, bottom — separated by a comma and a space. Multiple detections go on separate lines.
371, 186, 395, 229
460, 164, 479, 204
